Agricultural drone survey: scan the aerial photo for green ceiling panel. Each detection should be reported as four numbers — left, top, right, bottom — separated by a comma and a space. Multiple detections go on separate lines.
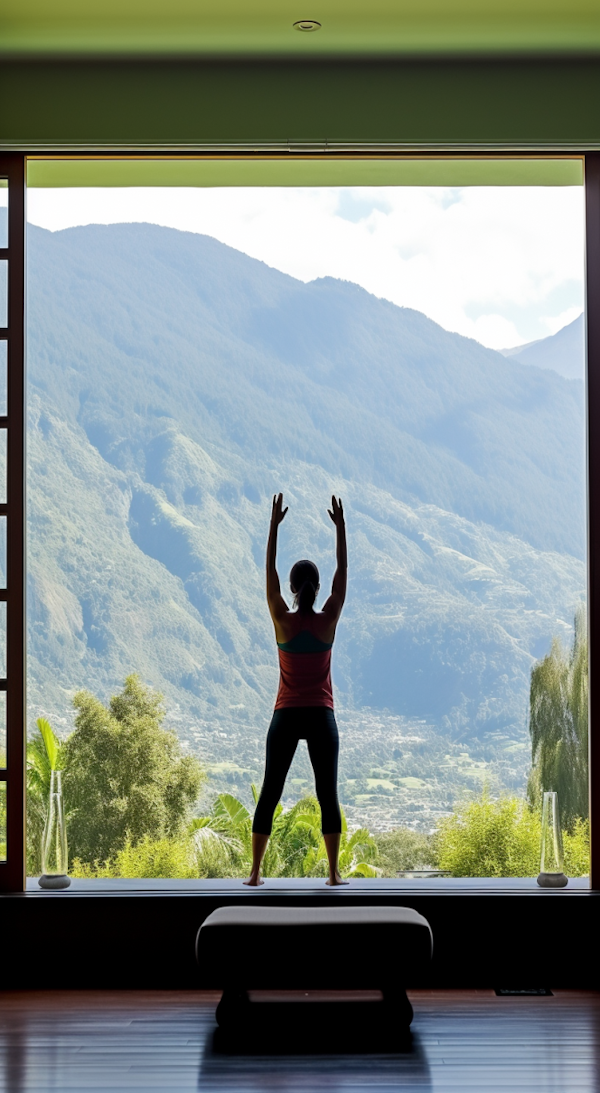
3, 0, 600, 56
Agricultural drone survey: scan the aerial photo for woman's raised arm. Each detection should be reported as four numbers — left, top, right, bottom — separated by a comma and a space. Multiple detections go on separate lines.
266, 493, 289, 623
323, 495, 347, 621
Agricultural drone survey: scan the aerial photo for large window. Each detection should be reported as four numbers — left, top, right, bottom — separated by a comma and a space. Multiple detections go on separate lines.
21, 156, 590, 884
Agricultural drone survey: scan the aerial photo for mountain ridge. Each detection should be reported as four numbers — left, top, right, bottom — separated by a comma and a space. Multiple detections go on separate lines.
501, 312, 584, 380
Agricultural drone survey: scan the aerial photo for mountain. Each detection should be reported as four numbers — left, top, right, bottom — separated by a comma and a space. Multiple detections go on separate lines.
501, 313, 584, 381
26, 223, 586, 828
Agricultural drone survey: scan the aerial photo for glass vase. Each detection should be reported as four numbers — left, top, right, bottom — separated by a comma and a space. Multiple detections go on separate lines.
39, 770, 70, 889
537, 790, 568, 888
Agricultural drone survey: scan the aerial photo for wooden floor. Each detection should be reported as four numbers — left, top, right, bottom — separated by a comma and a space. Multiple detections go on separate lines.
0, 989, 598, 1091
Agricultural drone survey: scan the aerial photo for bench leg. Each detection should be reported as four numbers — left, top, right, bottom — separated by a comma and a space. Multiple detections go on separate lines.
215, 986, 413, 1034
381, 986, 414, 1027
216, 987, 250, 1029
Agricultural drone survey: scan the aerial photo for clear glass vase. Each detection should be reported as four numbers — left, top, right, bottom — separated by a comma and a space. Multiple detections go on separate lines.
537, 790, 568, 888
39, 770, 70, 889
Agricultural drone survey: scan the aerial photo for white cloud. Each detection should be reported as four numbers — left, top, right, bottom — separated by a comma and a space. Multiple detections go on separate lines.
470, 315, 525, 350
27, 184, 584, 350
540, 306, 583, 337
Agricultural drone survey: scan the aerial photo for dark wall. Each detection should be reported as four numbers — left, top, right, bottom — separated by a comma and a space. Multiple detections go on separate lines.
2, 58, 600, 147
1, 891, 598, 989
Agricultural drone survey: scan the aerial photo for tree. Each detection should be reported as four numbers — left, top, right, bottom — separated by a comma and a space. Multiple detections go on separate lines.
374, 828, 438, 876
528, 607, 588, 830
64, 675, 204, 864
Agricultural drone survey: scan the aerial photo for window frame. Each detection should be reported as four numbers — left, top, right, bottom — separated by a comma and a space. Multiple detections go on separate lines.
0, 152, 26, 892
584, 152, 599, 890
0, 150, 595, 892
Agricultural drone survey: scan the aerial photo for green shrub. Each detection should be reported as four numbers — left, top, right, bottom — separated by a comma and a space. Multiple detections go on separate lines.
374, 828, 438, 876
436, 792, 541, 877
563, 818, 590, 878
436, 791, 590, 878
70, 835, 197, 878
115, 835, 198, 878
70, 857, 119, 879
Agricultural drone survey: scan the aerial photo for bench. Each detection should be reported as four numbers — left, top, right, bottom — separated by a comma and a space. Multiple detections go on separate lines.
196, 905, 433, 1033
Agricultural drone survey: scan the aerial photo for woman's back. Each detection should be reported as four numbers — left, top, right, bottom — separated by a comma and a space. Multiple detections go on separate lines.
275, 610, 334, 710
274, 607, 337, 648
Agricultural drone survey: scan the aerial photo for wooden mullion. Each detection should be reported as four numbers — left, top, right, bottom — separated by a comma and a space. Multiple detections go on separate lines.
0, 154, 26, 892
585, 153, 600, 891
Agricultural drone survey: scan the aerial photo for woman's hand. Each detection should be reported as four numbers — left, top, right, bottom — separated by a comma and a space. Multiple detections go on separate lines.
271, 493, 288, 528
327, 495, 344, 527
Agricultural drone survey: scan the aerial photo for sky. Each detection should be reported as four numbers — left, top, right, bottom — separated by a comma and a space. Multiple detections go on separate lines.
26, 185, 585, 350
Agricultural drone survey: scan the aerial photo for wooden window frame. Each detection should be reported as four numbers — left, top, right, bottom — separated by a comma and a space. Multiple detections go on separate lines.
0, 152, 26, 892
585, 152, 600, 890
0, 150, 596, 892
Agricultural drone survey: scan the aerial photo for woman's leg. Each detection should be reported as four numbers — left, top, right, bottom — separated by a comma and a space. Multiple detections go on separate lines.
244, 832, 269, 887
245, 710, 299, 886
306, 709, 347, 886
323, 833, 347, 886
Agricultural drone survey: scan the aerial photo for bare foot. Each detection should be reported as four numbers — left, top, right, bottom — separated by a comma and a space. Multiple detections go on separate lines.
326, 873, 349, 886
243, 875, 264, 886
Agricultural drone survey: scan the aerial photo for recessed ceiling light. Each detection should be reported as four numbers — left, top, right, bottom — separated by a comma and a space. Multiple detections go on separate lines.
293, 19, 321, 31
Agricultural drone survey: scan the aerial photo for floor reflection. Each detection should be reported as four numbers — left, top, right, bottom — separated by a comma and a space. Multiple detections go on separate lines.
1, 1018, 26, 1093
199, 1012, 433, 1092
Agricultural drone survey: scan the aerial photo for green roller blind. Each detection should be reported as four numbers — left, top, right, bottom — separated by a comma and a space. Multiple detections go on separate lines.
26, 156, 584, 188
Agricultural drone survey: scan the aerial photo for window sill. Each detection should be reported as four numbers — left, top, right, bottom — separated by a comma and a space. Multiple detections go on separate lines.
18, 875, 592, 894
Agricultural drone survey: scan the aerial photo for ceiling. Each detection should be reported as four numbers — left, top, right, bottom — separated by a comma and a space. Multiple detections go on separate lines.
2, 0, 600, 57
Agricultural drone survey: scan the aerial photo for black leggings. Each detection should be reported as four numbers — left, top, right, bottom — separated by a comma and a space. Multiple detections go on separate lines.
252, 706, 342, 835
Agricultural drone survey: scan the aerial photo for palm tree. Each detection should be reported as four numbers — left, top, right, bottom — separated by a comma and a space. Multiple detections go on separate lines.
299, 805, 380, 878
191, 789, 379, 878
528, 606, 588, 830
189, 792, 253, 876
191, 788, 300, 877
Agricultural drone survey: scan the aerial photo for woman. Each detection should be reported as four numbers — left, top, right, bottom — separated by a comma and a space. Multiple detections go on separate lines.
244, 492, 348, 886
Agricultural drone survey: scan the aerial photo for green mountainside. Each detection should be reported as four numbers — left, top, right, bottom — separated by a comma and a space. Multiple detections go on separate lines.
26, 223, 586, 828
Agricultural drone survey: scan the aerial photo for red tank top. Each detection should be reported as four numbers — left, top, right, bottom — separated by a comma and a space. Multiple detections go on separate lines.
274, 628, 334, 710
